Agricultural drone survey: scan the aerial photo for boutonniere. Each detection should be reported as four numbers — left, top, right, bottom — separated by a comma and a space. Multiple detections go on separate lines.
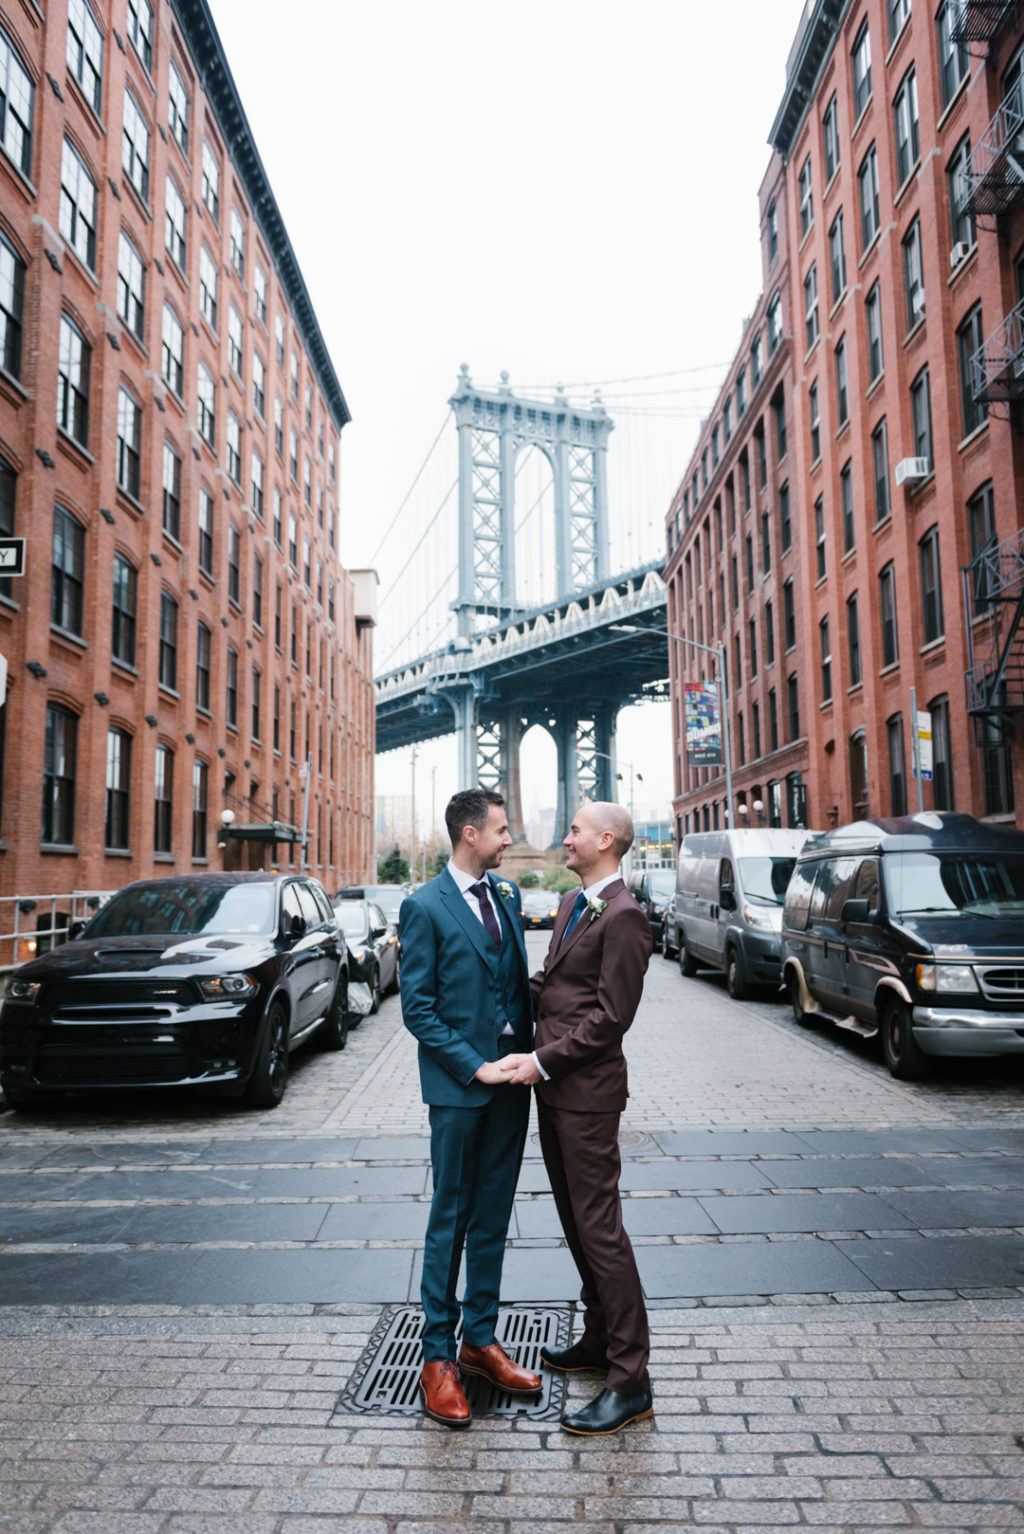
496, 881, 515, 901
587, 896, 607, 923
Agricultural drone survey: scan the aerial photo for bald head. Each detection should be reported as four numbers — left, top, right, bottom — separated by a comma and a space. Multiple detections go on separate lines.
563, 799, 635, 882
585, 801, 635, 860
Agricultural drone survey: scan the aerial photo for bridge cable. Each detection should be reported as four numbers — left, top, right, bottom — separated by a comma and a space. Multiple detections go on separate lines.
367, 409, 453, 569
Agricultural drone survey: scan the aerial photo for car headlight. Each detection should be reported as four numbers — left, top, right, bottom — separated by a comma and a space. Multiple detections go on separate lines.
742, 903, 776, 930
198, 974, 258, 999
916, 962, 979, 994
6, 979, 40, 1001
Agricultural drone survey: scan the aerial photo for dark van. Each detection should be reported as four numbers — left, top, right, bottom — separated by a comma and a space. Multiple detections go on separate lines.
781, 812, 1024, 1080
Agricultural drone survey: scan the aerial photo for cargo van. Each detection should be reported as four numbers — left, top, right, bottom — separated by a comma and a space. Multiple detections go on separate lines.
781, 812, 1024, 1080
670, 828, 810, 997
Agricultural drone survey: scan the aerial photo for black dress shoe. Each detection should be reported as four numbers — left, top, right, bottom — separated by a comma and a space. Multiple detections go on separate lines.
539, 1340, 611, 1373
561, 1387, 654, 1436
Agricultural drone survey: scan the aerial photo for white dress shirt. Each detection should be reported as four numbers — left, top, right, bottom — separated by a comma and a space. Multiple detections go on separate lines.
532, 872, 622, 1081
447, 860, 516, 1037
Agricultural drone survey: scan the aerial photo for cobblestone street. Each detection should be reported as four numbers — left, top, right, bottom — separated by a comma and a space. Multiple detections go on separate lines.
1, 936, 1023, 1531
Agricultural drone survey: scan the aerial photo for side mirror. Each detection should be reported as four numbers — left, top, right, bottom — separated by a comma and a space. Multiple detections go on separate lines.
841, 897, 871, 925
288, 912, 307, 938
720, 888, 736, 912
68, 920, 86, 941
371, 924, 387, 940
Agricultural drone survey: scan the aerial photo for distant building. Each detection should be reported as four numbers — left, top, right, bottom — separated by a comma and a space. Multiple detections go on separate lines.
0, 0, 375, 902
666, 0, 1024, 835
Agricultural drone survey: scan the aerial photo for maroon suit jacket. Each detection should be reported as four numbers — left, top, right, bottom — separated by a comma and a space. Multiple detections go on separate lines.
531, 877, 652, 1113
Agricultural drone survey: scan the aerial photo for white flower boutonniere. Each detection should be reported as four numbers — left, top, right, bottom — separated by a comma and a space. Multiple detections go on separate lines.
496, 881, 515, 901
586, 896, 607, 923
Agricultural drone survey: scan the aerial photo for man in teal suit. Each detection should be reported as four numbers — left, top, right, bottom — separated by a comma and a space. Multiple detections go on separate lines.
399, 787, 541, 1428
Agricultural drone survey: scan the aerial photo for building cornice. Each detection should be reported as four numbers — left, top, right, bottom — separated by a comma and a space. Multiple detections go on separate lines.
170, 0, 352, 432
769, 0, 850, 163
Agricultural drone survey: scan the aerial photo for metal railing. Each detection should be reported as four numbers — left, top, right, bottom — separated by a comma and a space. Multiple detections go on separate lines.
950, 0, 1017, 43
970, 295, 1024, 403
0, 890, 116, 973
965, 84, 1024, 218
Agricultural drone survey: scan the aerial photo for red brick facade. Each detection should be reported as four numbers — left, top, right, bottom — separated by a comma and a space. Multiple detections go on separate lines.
666, 0, 1024, 838
0, 0, 375, 903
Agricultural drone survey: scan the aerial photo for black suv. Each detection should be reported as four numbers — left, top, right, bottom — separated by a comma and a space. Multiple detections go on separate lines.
0, 872, 348, 1112
781, 813, 1024, 1080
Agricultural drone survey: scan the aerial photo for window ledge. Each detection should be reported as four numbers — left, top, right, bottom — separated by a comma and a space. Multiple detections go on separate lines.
919, 637, 945, 657
111, 658, 138, 678
153, 851, 175, 863
0, 367, 28, 407
820, 696, 834, 711
893, 162, 921, 209
847, 682, 864, 696
879, 660, 901, 678
196, 705, 212, 720
40, 844, 79, 856
191, 857, 210, 866
865, 371, 885, 400
903, 315, 926, 346
104, 848, 132, 858
56, 428, 93, 467
115, 487, 145, 518
858, 228, 882, 270
873, 514, 893, 534
122, 176, 153, 225
957, 420, 990, 455
851, 96, 873, 142
948, 242, 979, 286
0, 594, 20, 614
158, 685, 180, 702
936, 74, 970, 134
50, 625, 88, 652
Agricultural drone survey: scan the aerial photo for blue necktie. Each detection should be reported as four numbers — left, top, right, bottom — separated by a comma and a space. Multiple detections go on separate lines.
560, 890, 588, 945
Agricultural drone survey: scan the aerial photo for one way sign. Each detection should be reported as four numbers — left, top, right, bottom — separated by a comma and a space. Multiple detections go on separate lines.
0, 539, 25, 576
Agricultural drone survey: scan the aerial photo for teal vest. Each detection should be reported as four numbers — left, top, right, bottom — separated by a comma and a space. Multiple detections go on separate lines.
495, 916, 530, 1046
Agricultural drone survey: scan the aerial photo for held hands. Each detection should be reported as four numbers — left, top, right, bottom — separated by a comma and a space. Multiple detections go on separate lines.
473, 1053, 542, 1086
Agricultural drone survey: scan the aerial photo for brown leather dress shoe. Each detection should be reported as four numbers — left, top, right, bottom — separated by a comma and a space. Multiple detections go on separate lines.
458, 1341, 542, 1396
419, 1360, 472, 1428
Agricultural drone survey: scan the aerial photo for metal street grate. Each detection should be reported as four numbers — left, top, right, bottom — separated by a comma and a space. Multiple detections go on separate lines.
334, 1304, 571, 1422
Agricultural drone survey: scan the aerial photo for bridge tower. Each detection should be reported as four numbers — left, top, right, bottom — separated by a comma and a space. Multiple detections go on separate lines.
446, 366, 617, 840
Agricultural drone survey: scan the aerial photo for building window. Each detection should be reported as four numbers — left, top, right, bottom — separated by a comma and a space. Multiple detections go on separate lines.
893, 67, 920, 186
768, 688, 778, 752
273, 395, 284, 457
779, 481, 791, 552
841, 461, 855, 553
116, 386, 142, 500
751, 332, 763, 386
43, 705, 77, 846
168, 59, 189, 155
304, 457, 312, 508
745, 532, 754, 592
814, 495, 826, 580
226, 411, 241, 485
850, 730, 869, 819
165, 172, 186, 269
847, 592, 862, 686
736, 368, 746, 417
911, 366, 933, 469
273, 685, 281, 751
275, 312, 285, 365
111, 552, 137, 667
887, 714, 907, 815
835, 336, 849, 426
228, 304, 243, 377
105, 728, 131, 850
982, 707, 1015, 816
52, 505, 84, 636
195, 620, 211, 710
227, 524, 241, 604
723, 398, 732, 443
767, 292, 782, 354
159, 591, 178, 691
872, 418, 890, 523
783, 577, 796, 650
947, 134, 975, 253
0, 233, 24, 380
799, 155, 813, 237
253, 552, 263, 627
902, 217, 924, 330
122, 89, 150, 202
191, 759, 208, 860
930, 695, 953, 809
957, 303, 988, 436
288, 514, 298, 569
198, 486, 214, 576
859, 144, 880, 249
273, 487, 282, 547
938, 1, 970, 106
60, 139, 97, 271
162, 441, 181, 541
0, 454, 15, 602
199, 245, 218, 329
154, 744, 173, 853
289, 427, 298, 482
226, 646, 238, 727
787, 673, 800, 741
303, 536, 312, 589
290, 349, 299, 400
229, 207, 245, 280
919, 525, 944, 643
197, 362, 215, 445
251, 453, 264, 520
305, 381, 313, 431
761, 509, 771, 573
161, 304, 184, 396
879, 562, 899, 667
767, 199, 778, 265
828, 210, 846, 306
865, 281, 883, 382
116, 231, 145, 340
251, 668, 261, 741
823, 92, 840, 183
57, 315, 90, 446
809, 378, 821, 461
253, 263, 267, 325
126, 0, 153, 69
852, 20, 872, 118
66, 0, 103, 116
968, 480, 997, 611
820, 615, 832, 702
201, 139, 220, 222
888, 0, 911, 41
0, 26, 34, 177
253, 353, 265, 417
804, 264, 819, 350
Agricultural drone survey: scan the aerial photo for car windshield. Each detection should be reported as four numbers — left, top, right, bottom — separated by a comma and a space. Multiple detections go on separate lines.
885, 851, 1024, 918
365, 886, 404, 922
523, 891, 555, 911
648, 871, 674, 897
738, 857, 797, 906
335, 903, 370, 938
85, 881, 277, 938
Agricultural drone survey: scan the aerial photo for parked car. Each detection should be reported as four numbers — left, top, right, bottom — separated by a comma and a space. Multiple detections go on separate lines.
672, 828, 810, 998
660, 893, 678, 958
333, 897, 399, 1012
0, 872, 349, 1112
627, 866, 675, 948
339, 883, 408, 929
781, 812, 1024, 1080
520, 889, 560, 930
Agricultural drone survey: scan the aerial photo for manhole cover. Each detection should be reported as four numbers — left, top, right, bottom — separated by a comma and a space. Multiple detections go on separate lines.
334, 1304, 571, 1421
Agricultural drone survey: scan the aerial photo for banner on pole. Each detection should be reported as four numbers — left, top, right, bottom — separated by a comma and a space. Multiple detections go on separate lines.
685, 683, 722, 767
913, 711, 933, 779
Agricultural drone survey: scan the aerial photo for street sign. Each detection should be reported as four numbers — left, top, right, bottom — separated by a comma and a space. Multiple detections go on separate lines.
0, 651, 7, 707
0, 538, 25, 576
913, 710, 933, 780
684, 683, 722, 767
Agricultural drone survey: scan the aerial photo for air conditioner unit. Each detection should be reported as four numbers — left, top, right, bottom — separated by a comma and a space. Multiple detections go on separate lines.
895, 456, 930, 485
912, 287, 926, 315
950, 240, 971, 269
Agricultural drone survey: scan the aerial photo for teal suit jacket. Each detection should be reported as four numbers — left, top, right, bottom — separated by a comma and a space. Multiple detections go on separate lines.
399, 868, 533, 1107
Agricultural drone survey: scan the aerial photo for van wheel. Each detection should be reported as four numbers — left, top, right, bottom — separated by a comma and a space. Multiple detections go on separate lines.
880, 996, 930, 1081
787, 972, 814, 1028
725, 948, 750, 1001
679, 935, 698, 977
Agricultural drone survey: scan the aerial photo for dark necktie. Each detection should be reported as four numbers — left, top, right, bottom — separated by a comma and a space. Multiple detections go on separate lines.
560, 889, 588, 945
469, 881, 501, 946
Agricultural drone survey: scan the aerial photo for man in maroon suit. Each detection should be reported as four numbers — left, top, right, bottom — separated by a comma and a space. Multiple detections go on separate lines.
501, 800, 653, 1435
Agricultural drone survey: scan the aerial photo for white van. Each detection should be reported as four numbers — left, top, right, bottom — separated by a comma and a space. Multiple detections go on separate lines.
669, 828, 810, 998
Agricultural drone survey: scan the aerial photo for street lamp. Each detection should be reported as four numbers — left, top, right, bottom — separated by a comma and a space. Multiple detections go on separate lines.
583, 746, 642, 821
611, 623, 735, 829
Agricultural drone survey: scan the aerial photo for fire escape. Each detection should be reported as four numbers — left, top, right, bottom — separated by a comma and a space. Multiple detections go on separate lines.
963, 531, 1024, 744
950, 0, 1019, 53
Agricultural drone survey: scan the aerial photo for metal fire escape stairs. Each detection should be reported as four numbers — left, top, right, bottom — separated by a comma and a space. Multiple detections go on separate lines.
963, 530, 1024, 744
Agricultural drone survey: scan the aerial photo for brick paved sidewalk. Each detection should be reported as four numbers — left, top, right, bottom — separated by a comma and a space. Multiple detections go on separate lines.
0, 1300, 1023, 1532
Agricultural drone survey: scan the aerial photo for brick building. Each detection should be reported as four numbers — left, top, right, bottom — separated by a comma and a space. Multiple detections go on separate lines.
666, 0, 1024, 838
0, 0, 375, 907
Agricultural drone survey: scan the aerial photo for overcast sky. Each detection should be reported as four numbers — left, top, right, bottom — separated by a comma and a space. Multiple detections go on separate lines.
208, 0, 809, 840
